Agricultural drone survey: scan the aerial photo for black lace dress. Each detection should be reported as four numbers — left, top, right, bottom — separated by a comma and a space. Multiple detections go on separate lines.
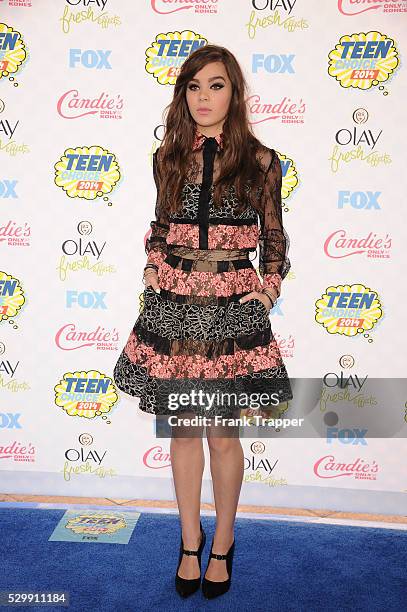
113, 131, 292, 417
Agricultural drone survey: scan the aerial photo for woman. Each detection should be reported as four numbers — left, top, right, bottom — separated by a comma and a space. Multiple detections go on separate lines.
113, 44, 292, 599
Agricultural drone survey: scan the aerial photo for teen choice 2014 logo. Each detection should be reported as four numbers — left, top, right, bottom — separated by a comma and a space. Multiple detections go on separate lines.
328, 31, 399, 91
54, 370, 118, 421
0, 23, 27, 84
277, 150, 299, 211
0, 271, 25, 325
54, 145, 121, 203
146, 30, 208, 85
65, 513, 126, 536
315, 283, 382, 340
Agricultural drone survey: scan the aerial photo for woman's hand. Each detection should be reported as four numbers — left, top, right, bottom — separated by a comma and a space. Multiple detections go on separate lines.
239, 290, 275, 313
143, 268, 160, 293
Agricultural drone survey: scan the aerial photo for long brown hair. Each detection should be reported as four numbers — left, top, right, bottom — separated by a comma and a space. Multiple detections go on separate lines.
155, 44, 268, 218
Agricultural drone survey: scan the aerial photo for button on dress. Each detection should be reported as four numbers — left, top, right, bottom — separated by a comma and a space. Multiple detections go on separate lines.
113, 130, 293, 417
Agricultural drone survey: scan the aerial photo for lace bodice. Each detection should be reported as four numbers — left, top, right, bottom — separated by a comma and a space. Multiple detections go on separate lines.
145, 137, 291, 295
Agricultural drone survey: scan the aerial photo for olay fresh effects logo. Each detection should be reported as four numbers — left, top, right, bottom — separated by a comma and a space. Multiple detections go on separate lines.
54, 145, 121, 203
338, 0, 407, 16
57, 89, 124, 120
328, 31, 399, 92
0, 23, 27, 86
247, 1, 308, 39
0, 342, 29, 392
320, 357, 375, 415
145, 31, 208, 85
60, 1, 121, 35
143, 445, 171, 469
0, 221, 30, 247
248, 93, 305, 124
314, 455, 379, 480
320, 363, 375, 414
324, 230, 392, 259
0, 117, 19, 141
55, 323, 119, 351
315, 284, 383, 340
151, 0, 222, 15
0, 271, 25, 325
58, 221, 116, 282
329, 109, 391, 173
243, 441, 287, 487
0, 101, 29, 157
62, 433, 115, 481
54, 370, 118, 422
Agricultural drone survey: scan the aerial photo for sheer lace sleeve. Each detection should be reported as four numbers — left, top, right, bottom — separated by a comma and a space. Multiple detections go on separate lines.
258, 147, 291, 297
145, 148, 170, 271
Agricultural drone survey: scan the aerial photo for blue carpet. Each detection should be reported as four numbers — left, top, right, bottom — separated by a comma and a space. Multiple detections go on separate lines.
0, 508, 406, 611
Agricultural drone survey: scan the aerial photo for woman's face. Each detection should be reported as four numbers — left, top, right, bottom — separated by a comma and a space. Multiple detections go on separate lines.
185, 61, 232, 136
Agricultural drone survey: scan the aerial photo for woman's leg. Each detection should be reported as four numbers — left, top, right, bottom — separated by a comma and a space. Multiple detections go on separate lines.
170, 412, 205, 579
205, 413, 244, 581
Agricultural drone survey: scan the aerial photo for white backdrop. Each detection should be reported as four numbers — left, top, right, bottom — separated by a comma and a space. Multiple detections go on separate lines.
1, 0, 406, 515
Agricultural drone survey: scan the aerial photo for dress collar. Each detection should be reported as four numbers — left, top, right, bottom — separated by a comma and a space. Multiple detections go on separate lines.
192, 128, 224, 151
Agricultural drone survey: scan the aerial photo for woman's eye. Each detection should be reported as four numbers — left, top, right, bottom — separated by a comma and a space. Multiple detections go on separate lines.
188, 83, 224, 90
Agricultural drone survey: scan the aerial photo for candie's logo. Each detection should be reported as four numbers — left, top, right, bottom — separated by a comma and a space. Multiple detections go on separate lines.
324, 230, 392, 259
145, 31, 207, 85
0, 23, 27, 85
314, 454, 379, 480
54, 146, 121, 202
328, 31, 399, 91
54, 370, 118, 421
338, 0, 407, 16
0, 271, 25, 325
152, 0, 221, 15
315, 284, 382, 339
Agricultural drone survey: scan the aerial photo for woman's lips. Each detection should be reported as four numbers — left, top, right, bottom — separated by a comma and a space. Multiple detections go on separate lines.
197, 109, 211, 114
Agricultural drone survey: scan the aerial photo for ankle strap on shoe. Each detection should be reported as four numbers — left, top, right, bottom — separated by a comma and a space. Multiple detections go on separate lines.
182, 548, 199, 556
210, 552, 227, 560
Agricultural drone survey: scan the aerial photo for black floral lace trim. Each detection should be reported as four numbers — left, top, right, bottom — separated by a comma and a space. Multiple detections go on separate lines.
113, 350, 293, 417
133, 324, 272, 357
158, 287, 260, 306
171, 183, 258, 222
138, 286, 271, 342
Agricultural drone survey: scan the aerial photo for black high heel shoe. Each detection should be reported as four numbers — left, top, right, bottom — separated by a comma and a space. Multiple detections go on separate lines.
201, 537, 235, 599
175, 521, 206, 598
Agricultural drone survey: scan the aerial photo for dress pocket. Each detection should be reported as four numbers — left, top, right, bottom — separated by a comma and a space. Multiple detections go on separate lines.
250, 296, 270, 318
144, 285, 161, 298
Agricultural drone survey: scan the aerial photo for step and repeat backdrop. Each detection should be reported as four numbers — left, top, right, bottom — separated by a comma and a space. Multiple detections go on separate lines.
1, 0, 406, 514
